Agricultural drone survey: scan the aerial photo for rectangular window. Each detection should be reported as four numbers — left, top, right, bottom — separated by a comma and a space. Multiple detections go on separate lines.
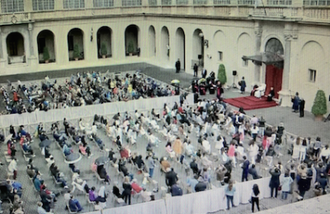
237, 0, 255, 5
218, 51, 223, 61
213, 0, 231, 4
303, 0, 330, 5
176, 0, 188, 4
193, 0, 207, 4
242, 59, 248, 67
32, 0, 54, 11
1, 0, 24, 13
267, 0, 292, 5
63, 0, 85, 9
309, 69, 316, 82
93, 0, 114, 7
148, 0, 157, 5
122, 0, 142, 6
161, 0, 172, 5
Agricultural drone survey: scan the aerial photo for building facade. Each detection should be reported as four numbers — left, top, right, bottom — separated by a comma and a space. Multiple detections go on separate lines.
0, 0, 329, 112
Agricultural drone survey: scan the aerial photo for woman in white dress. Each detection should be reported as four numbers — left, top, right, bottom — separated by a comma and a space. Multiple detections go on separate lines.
299, 138, 308, 162
291, 137, 301, 160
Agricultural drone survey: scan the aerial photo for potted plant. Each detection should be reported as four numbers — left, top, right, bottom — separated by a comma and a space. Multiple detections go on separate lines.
101, 43, 107, 59
127, 41, 134, 56
73, 44, 80, 61
311, 90, 327, 121
217, 64, 227, 85
43, 47, 50, 63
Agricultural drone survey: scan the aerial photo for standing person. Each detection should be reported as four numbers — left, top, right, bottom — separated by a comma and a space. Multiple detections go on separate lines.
248, 141, 259, 165
122, 177, 132, 205
224, 180, 236, 210
281, 172, 293, 200
216, 81, 223, 100
146, 154, 156, 178
251, 124, 259, 141
173, 137, 183, 162
269, 167, 281, 198
193, 63, 198, 77
291, 92, 300, 113
8, 158, 18, 180
251, 184, 260, 213
297, 173, 311, 199
299, 98, 305, 117
299, 139, 308, 162
258, 116, 266, 137
202, 69, 207, 78
239, 77, 246, 94
175, 59, 181, 73
241, 156, 250, 182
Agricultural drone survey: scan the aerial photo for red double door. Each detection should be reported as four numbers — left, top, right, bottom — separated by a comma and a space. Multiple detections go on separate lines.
265, 65, 283, 99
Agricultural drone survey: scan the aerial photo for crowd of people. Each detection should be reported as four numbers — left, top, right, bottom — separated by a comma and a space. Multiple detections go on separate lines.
0, 74, 328, 214
0, 71, 181, 115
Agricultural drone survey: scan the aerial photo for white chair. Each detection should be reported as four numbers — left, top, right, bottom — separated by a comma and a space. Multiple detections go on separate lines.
66, 202, 78, 214
85, 194, 95, 211
95, 172, 105, 183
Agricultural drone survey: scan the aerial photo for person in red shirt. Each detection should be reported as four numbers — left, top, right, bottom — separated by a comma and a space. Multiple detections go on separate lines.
13, 91, 19, 102
131, 179, 142, 194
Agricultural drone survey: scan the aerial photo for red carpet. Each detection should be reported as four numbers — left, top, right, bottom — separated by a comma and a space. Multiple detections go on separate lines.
224, 96, 277, 110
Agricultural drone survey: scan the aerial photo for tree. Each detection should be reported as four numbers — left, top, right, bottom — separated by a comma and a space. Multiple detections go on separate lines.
43, 47, 50, 62
101, 43, 107, 56
127, 41, 134, 54
311, 90, 327, 116
73, 44, 80, 59
217, 64, 227, 85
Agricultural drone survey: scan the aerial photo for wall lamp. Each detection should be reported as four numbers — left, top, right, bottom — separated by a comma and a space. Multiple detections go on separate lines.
204, 40, 209, 48
90, 28, 93, 42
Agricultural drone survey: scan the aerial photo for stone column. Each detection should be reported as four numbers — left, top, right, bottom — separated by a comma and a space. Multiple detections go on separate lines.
0, 27, 5, 67
254, 22, 262, 85
28, 23, 37, 67
278, 24, 295, 107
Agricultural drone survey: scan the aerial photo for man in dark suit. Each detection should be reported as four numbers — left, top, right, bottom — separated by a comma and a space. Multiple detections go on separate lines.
165, 168, 178, 189
202, 69, 207, 78
175, 59, 181, 73
241, 156, 250, 182
193, 63, 198, 77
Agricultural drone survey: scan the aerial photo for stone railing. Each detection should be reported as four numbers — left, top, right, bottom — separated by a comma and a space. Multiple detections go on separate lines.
1, 3, 330, 24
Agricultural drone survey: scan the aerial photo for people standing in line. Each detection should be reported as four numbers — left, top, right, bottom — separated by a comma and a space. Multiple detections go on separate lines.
299, 98, 305, 117
299, 139, 308, 162
269, 166, 281, 198
297, 173, 311, 199
224, 180, 236, 210
239, 77, 246, 94
251, 124, 259, 142
291, 92, 300, 113
193, 63, 198, 77
175, 59, 181, 73
251, 184, 260, 213
280, 172, 293, 200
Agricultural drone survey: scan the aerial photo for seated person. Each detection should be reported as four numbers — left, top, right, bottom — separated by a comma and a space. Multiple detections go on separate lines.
250, 85, 259, 96
131, 179, 143, 194
71, 172, 89, 194
96, 164, 110, 183
69, 164, 80, 174
39, 131, 49, 142
267, 87, 275, 101
26, 165, 36, 178
160, 157, 171, 172
62, 143, 72, 156
91, 134, 104, 150
22, 141, 35, 156
79, 141, 91, 157
108, 148, 117, 163
89, 187, 97, 202
33, 175, 43, 192
195, 177, 207, 192
118, 159, 131, 178
187, 175, 199, 193
190, 158, 199, 175
112, 185, 122, 198
96, 186, 107, 203
135, 155, 145, 170
68, 195, 83, 212
141, 188, 154, 202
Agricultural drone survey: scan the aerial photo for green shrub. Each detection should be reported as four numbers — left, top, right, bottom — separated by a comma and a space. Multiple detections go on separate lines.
101, 43, 107, 56
217, 64, 227, 85
43, 47, 50, 61
311, 90, 327, 116
73, 44, 80, 59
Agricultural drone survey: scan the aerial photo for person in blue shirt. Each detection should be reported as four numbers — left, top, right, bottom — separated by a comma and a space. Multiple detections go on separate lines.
33, 175, 42, 192
187, 175, 199, 192
224, 180, 236, 210
68, 195, 83, 212
63, 143, 72, 156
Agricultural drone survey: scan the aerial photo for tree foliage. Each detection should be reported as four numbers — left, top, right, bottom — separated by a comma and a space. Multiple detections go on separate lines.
311, 90, 327, 116
217, 64, 227, 84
